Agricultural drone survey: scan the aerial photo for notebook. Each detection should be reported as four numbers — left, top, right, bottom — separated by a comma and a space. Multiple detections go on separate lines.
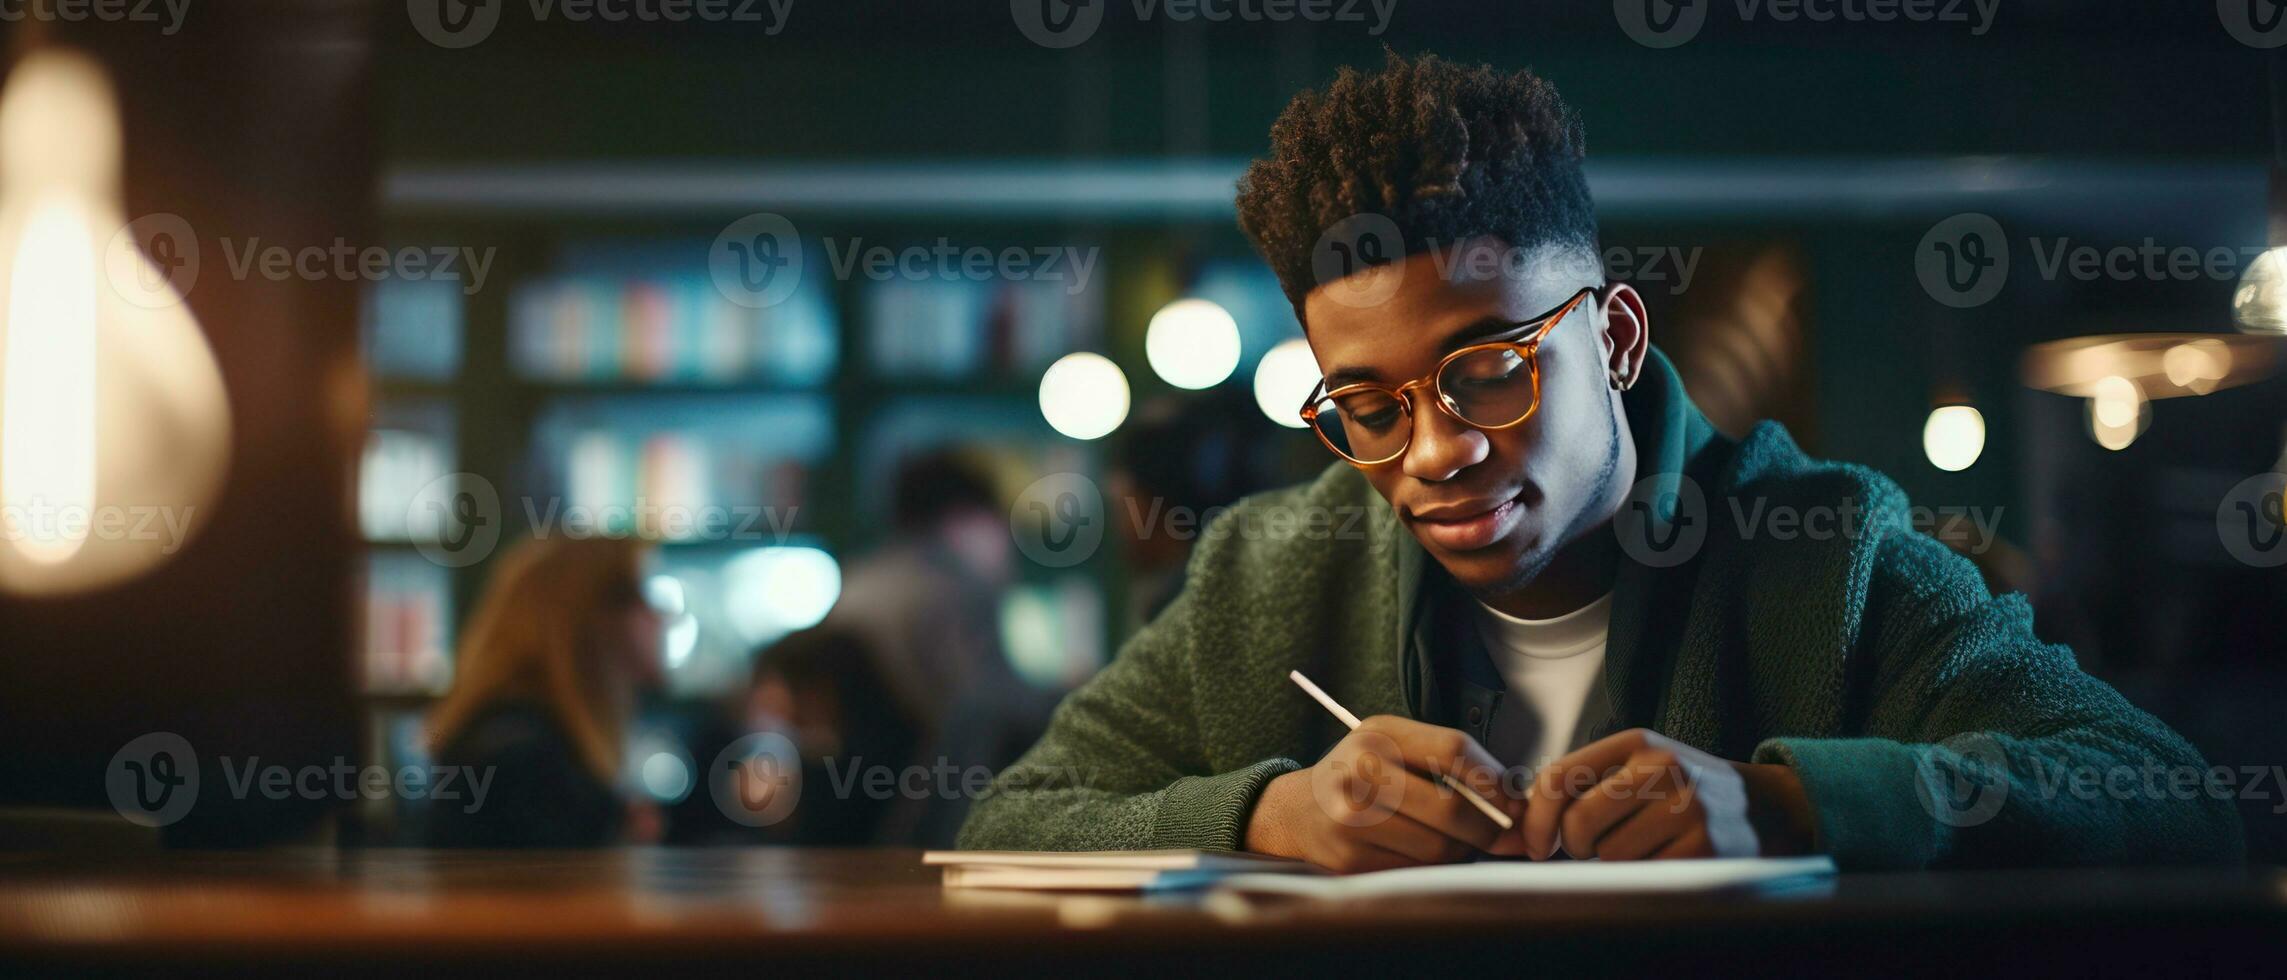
924, 849, 1319, 891
1212, 855, 1838, 899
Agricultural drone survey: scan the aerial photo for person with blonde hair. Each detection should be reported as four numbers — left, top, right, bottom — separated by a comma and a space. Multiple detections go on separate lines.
427, 535, 665, 847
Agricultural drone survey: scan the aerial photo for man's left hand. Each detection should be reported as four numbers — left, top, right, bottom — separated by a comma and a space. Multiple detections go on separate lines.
1519, 728, 1816, 861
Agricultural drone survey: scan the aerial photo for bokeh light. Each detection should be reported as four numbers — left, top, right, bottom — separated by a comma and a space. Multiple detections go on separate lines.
2162, 339, 2232, 394
2089, 375, 2147, 451
720, 546, 841, 647
1922, 405, 1985, 472
1252, 338, 1319, 429
2233, 246, 2287, 335
1144, 298, 1241, 390
643, 574, 699, 669
1038, 352, 1130, 440
640, 750, 692, 802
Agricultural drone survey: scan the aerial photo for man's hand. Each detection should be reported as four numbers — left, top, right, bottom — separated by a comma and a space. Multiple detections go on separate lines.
1520, 728, 1816, 860
1245, 715, 1528, 872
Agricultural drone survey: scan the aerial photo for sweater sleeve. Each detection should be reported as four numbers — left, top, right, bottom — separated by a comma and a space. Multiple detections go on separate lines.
956, 580, 1301, 852
1753, 529, 2244, 869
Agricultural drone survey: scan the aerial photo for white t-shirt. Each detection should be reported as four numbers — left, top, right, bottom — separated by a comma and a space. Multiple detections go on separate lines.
1473, 593, 1613, 770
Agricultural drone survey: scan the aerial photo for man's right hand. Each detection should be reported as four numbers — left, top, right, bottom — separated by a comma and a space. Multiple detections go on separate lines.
1243, 715, 1528, 872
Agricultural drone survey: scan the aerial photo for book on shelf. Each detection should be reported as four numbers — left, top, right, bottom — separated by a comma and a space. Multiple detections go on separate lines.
511, 272, 836, 386
363, 555, 452, 695
533, 395, 830, 542
364, 277, 464, 381
866, 270, 1102, 380
359, 427, 455, 542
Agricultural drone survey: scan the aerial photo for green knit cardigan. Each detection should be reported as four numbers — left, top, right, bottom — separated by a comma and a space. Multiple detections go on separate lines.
958, 351, 2243, 869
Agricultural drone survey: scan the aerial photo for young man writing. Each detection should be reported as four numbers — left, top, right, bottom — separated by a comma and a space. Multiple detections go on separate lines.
958, 53, 2241, 870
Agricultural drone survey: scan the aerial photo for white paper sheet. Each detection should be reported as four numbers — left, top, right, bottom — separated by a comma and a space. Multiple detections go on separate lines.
1213, 856, 1837, 899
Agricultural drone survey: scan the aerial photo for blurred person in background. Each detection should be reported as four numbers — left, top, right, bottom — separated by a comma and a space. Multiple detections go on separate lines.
824, 449, 1056, 846
1111, 388, 1302, 632
709, 626, 922, 845
426, 536, 667, 848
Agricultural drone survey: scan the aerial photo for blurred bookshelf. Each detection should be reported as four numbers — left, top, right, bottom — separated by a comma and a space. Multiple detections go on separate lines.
351, 218, 1165, 839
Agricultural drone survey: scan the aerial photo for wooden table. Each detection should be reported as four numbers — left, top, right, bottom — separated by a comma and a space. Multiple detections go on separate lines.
2, 848, 2281, 976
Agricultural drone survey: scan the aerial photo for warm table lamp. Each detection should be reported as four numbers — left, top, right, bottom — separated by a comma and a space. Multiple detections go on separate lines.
0, 48, 230, 595
2018, 243, 2287, 450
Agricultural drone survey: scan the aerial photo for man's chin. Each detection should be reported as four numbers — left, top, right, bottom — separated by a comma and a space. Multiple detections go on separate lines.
1420, 532, 1548, 599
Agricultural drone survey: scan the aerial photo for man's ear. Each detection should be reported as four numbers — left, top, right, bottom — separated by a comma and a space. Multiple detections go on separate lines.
1598, 283, 1651, 388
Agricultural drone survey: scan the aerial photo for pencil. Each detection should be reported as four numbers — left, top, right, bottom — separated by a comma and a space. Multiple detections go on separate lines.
1286, 669, 1516, 832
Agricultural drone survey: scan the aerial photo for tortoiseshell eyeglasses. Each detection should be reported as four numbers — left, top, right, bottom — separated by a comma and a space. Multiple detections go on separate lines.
1300, 286, 1597, 467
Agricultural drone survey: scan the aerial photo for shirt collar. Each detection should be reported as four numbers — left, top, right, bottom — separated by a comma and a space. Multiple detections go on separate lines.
1396, 345, 1721, 720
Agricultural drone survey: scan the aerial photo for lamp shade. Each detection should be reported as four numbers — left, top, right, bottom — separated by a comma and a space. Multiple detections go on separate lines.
0, 50, 230, 594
